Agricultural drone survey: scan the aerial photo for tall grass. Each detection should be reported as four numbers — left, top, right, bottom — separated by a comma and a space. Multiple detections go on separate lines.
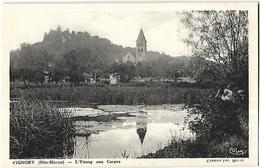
11, 86, 210, 105
10, 100, 75, 159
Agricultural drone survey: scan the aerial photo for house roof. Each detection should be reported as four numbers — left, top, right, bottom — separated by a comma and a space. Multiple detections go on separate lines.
137, 128, 147, 145
136, 29, 147, 43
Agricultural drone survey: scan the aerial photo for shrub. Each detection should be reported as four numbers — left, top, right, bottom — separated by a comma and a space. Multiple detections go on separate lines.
184, 90, 248, 157
142, 88, 248, 158
186, 93, 248, 141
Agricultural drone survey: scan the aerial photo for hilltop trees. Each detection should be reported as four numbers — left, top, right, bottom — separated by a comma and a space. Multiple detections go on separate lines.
53, 48, 107, 85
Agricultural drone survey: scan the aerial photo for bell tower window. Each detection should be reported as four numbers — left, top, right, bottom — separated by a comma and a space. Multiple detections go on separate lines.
138, 43, 143, 47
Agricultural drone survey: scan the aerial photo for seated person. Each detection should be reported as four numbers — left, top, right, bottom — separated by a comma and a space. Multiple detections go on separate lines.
221, 84, 233, 101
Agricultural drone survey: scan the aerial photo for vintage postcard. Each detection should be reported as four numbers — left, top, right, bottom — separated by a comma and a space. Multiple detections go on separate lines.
1, 2, 259, 167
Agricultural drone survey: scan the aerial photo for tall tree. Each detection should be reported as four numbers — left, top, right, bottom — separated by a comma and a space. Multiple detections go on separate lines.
181, 11, 248, 88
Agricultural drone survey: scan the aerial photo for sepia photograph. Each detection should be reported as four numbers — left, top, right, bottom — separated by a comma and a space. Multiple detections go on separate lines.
1, 2, 258, 167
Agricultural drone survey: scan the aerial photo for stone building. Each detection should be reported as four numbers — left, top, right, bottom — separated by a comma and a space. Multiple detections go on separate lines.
109, 73, 120, 85
115, 29, 147, 64
122, 52, 135, 63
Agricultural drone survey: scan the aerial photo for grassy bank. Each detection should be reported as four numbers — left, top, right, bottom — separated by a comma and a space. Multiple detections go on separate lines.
141, 135, 248, 158
10, 100, 75, 159
10, 85, 211, 105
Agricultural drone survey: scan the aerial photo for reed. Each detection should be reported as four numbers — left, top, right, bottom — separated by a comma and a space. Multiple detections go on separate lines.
10, 100, 75, 159
11, 86, 210, 105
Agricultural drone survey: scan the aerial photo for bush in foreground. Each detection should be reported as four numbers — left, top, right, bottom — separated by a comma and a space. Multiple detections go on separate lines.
142, 91, 248, 158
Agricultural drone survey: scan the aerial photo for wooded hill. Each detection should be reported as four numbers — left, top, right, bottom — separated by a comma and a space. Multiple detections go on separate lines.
10, 26, 197, 83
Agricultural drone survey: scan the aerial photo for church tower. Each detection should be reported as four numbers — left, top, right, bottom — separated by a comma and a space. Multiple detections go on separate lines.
136, 29, 147, 63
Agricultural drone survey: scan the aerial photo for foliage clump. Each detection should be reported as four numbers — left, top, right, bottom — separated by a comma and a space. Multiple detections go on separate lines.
10, 100, 75, 159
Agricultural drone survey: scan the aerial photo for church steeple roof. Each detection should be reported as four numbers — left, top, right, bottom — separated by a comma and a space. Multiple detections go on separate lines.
136, 29, 147, 43
137, 128, 147, 145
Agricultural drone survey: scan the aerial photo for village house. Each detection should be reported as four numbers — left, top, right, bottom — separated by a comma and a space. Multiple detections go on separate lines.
130, 76, 157, 83
82, 72, 97, 84
109, 73, 120, 85
177, 77, 196, 83
90, 78, 96, 84
82, 72, 92, 83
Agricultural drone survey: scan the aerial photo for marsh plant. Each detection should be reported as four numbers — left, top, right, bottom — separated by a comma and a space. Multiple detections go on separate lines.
10, 85, 209, 105
10, 100, 75, 159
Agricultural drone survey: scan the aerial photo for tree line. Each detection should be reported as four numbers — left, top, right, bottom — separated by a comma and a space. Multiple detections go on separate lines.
10, 27, 194, 85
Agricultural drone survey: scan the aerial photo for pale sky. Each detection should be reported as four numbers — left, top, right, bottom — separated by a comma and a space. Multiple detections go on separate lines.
4, 4, 192, 56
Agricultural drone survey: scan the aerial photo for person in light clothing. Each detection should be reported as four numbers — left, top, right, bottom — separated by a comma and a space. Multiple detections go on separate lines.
221, 84, 233, 101
215, 84, 233, 101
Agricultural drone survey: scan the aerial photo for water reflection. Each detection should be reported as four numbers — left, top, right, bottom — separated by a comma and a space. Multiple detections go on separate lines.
72, 106, 192, 158
136, 111, 147, 145
83, 133, 91, 159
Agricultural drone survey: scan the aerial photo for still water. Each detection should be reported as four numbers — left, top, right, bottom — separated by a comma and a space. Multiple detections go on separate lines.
70, 105, 193, 158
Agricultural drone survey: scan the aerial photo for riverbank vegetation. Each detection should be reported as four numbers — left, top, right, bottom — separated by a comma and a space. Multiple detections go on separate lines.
142, 10, 249, 158
11, 85, 210, 105
10, 100, 75, 159
142, 95, 248, 158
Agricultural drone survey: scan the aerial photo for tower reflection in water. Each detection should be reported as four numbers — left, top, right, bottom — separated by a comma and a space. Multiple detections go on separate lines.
136, 110, 147, 156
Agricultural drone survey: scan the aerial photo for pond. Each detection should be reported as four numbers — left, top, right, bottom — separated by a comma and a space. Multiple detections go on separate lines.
65, 104, 193, 158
